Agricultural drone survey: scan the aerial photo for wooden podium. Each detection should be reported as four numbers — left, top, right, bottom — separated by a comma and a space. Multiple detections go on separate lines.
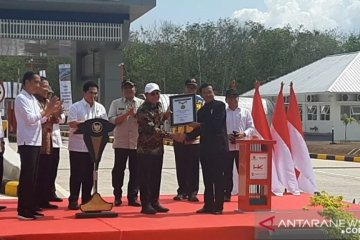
236, 138, 275, 212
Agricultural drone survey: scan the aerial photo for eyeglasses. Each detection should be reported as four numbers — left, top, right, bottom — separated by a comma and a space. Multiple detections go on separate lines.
150, 91, 160, 96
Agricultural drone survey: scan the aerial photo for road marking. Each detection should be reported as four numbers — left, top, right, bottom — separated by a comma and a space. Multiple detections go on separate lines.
314, 170, 360, 180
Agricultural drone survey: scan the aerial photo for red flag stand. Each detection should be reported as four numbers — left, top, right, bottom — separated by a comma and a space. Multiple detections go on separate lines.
236, 138, 275, 212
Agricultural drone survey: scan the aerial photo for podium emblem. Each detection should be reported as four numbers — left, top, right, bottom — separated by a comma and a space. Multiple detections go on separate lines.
92, 121, 103, 134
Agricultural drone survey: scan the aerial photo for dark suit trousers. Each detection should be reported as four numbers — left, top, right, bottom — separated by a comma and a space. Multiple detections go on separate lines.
138, 153, 163, 205
200, 152, 225, 211
49, 148, 60, 196
0, 153, 3, 184
112, 148, 139, 201
173, 142, 199, 197
36, 154, 53, 205
17, 145, 41, 215
68, 151, 94, 204
224, 150, 239, 198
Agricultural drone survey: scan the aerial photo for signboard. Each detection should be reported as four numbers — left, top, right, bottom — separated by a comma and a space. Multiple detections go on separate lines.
58, 64, 73, 114
250, 153, 268, 180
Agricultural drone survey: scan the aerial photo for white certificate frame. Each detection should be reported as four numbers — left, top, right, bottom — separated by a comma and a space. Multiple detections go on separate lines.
169, 94, 196, 126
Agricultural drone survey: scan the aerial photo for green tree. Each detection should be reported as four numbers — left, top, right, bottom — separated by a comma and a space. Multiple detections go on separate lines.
341, 114, 357, 142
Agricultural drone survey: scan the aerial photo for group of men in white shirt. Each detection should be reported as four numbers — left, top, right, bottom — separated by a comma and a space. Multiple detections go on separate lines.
13, 70, 255, 219
15, 72, 61, 220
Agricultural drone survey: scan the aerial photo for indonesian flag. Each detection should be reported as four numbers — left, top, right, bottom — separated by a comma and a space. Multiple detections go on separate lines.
270, 83, 300, 195
287, 82, 317, 193
252, 82, 284, 196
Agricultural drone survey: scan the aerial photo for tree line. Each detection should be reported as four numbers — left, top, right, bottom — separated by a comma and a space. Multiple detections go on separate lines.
1, 19, 360, 96
123, 19, 360, 95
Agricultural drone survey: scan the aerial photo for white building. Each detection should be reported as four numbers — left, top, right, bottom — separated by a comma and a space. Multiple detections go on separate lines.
242, 51, 360, 141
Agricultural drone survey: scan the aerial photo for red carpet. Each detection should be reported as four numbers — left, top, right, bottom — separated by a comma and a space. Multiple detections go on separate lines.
1, 194, 359, 240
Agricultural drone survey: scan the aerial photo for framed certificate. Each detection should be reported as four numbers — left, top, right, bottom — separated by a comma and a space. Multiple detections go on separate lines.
169, 94, 196, 126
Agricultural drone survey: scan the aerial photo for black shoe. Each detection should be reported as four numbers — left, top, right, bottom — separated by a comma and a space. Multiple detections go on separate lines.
18, 213, 36, 220
212, 210, 223, 215
196, 208, 213, 214
49, 196, 63, 202
0, 206, 6, 210
128, 200, 141, 207
188, 195, 199, 202
224, 196, 231, 202
114, 198, 122, 207
141, 204, 157, 215
40, 203, 58, 209
152, 204, 169, 213
173, 194, 188, 201
33, 211, 45, 218
68, 202, 79, 210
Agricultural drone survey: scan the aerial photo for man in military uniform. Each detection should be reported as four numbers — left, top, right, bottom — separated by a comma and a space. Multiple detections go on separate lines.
172, 79, 203, 202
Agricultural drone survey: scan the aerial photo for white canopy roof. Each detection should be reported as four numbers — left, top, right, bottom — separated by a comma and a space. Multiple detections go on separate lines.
242, 51, 360, 96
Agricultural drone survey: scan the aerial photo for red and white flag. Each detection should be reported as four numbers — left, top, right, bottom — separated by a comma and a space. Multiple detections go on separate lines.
287, 82, 317, 193
270, 83, 300, 195
252, 82, 284, 196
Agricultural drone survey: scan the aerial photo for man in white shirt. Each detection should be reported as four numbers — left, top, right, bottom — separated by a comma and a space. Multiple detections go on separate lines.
67, 81, 108, 210
108, 80, 143, 207
224, 89, 255, 202
15, 71, 60, 220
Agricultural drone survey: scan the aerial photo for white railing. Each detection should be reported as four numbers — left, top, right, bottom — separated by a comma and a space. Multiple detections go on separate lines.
0, 19, 122, 42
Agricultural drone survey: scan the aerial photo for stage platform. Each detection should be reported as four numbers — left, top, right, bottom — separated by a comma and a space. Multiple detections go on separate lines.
1, 194, 359, 240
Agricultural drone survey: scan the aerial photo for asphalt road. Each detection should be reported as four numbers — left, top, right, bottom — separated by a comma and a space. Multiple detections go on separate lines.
2, 141, 360, 204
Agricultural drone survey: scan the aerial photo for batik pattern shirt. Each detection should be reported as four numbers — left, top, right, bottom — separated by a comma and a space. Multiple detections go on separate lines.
137, 101, 170, 155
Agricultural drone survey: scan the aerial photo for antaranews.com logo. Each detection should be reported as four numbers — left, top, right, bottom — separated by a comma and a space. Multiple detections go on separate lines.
256, 210, 360, 239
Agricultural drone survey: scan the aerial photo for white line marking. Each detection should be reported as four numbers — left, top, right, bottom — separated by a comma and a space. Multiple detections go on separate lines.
314, 170, 360, 180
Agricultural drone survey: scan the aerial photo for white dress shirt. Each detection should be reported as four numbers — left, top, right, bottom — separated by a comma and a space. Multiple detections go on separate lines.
15, 90, 43, 146
226, 107, 255, 151
108, 97, 144, 149
52, 113, 65, 148
68, 99, 108, 152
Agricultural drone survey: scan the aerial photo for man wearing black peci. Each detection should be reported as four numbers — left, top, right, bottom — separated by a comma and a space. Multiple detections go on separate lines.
174, 83, 228, 215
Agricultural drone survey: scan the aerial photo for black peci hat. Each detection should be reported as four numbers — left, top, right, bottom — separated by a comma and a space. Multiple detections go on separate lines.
121, 80, 135, 87
225, 89, 240, 97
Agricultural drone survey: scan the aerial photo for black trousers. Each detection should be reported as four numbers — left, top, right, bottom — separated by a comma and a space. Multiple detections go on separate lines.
112, 148, 139, 201
0, 153, 3, 184
224, 150, 239, 198
138, 153, 163, 205
173, 142, 199, 197
68, 151, 94, 204
36, 154, 53, 205
200, 152, 225, 211
49, 148, 60, 197
17, 145, 41, 215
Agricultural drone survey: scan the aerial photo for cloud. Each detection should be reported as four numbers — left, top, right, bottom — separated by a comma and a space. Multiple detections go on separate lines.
233, 0, 360, 33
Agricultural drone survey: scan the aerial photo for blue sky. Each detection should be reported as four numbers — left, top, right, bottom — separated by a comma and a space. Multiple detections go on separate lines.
131, 0, 265, 30
131, 0, 360, 34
